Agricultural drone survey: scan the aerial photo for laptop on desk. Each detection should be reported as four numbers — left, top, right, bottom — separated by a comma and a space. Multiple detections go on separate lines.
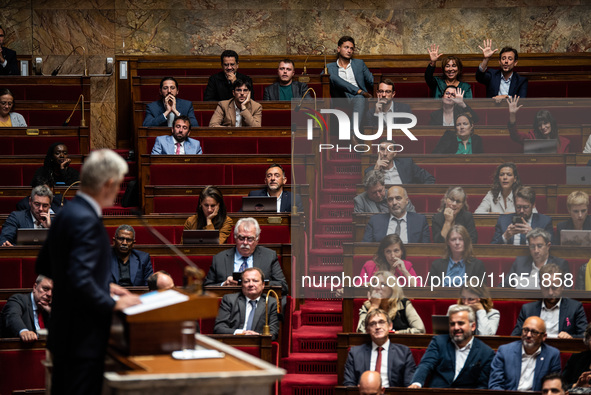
182, 230, 220, 245
17, 228, 49, 245
241, 196, 277, 212
523, 139, 557, 154
560, 230, 591, 247
566, 166, 591, 185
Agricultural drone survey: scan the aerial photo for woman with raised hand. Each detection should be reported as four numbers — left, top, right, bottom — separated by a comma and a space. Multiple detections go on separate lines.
424, 44, 473, 99
429, 86, 479, 126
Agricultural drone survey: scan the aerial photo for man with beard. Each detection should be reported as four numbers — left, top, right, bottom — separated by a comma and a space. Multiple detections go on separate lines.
143, 77, 198, 127
248, 163, 303, 213
203, 217, 288, 295
151, 115, 202, 155
364, 140, 435, 185
209, 79, 262, 127
204, 50, 253, 102
408, 305, 495, 388
489, 316, 560, 391
109, 225, 153, 287
362, 186, 429, 243
354, 170, 416, 213
263, 59, 309, 101
476, 40, 528, 101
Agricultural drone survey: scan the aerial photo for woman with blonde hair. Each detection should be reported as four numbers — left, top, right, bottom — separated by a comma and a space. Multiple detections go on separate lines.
431, 186, 477, 244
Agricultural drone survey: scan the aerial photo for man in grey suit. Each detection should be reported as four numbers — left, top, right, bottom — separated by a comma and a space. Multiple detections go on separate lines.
213, 267, 279, 340
364, 140, 435, 185
142, 77, 198, 127
1, 275, 52, 341
0, 185, 53, 247
263, 59, 309, 101
362, 186, 430, 243
354, 170, 415, 213
203, 217, 288, 295
150, 115, 202, 155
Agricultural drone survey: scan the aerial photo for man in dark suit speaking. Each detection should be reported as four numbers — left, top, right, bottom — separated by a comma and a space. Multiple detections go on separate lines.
343, 308, 416, 387
203, 217, 288, 295
248, 163, 303, 213
36, 149, 140, 395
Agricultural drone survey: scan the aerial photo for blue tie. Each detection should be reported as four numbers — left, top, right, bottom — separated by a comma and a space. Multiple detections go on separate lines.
246, 300, 257, 330
239, 256, 248, 272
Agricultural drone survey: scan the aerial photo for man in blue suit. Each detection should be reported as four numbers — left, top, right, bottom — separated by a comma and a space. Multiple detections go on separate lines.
511, 264, 587, 338
489, 316, 561, 391
476, 40, 528, 101
408, 305, 495, 389
0, 25, 20, 75
151, 115, 202, 155
248, 163, 303, 213
343, 309, 415, 387
143, 77, 198, 127
362, 186, 430, 243
110, 224, 153, 286
491, 186, 553, 244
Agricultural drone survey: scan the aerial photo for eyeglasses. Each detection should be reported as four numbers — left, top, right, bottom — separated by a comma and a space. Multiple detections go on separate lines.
377, 90, 392, 94
516, 205, 531, 211
367, 319, 388, 328
31, 201, 50, 209
115, 236, 133, 243
0, 101, 13, 107
234, 89, 249, 93
522, 328, 543, 337
237, 235, 257, 243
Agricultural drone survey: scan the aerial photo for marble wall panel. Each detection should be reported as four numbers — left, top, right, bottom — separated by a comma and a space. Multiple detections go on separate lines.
520, 6, 591, 52
1, 7, 33, 54
115, 0, 227, 10
287, 10, 404, 55
90, 101, 116, 148
32, 0, 115, 9
391, 0, 582, 8
402, 8, 521, 55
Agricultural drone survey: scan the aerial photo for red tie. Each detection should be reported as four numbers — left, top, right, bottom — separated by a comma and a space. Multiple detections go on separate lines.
175, 142, 181, 155
37, 310, 45, 329
375, 346, 383, 372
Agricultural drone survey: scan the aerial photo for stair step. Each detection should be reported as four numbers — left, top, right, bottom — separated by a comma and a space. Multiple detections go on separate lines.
292, 326, 340, 353
282, 353, 337, 375
313, 234, 351, 249
321, 176, 359, 189
280, 374, 337, 395
318, 204, 353, 218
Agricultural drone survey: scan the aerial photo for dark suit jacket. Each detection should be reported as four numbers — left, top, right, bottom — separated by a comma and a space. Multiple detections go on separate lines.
554, 216, 591, 245
343, 341, 416, 387
110, 249, 153, 286
142, 98, 198, 127
0, 46, 19, 75
364, 158, 435, 185
203, 246, 288, 295
475, 68, 528, 98
366, 101, 413, 126
489, 340, 560, 391
213, 291, 279, 340
428, 258, 485, 287
511, 297, 587, 337
411, 335, 495, 388
36, 195, 116, 359
431, 210, 478, 244
0, 209, 34, 245
0, 293, 49, 337
504, 254, 571, 288
432, 130, 484, 154
263, 81, 309, 100
428, 104, 479, 126
16, 194, 63, 214
248, 189, 304, 213
204, 71, 253, 102
563, 350, 591, 388
362, 212, 430, 243
327, 58, 374, 98
491, 213, 553, 244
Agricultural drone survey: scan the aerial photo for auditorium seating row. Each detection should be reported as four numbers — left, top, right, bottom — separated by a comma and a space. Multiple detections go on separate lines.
0, 127, 89, 155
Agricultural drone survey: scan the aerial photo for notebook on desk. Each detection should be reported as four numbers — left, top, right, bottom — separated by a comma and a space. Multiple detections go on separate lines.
241, 196, 277, 212
523, 139, 557, 154
17, 228, 49, 245
182, 230, 220, 245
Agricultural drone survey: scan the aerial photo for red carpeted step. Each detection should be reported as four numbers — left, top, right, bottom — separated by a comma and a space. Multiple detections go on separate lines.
318, 190, 356, 205
314, 218, 354, 235
312, 234, 350, 249
300, 301, 342, 326
292, 326, 340, 353
280, 374, 337, 395
321, 176, 360, 189
308, 252, 344, 267
318, 204, 353, 218
282, 353, 337, 374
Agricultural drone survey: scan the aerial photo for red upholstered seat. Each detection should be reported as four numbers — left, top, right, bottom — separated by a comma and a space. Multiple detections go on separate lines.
0, 349, 46, 394
0, 259, 23, 288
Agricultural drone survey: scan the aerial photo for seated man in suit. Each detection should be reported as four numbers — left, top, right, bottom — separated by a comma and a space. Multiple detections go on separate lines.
110, 225, 153, 287
476, 40, 528, 101
263, 59, 309, 101
147, 270, 175, 291
248, 163, 303, 213
344, 309, 415, 387
367, 79, 412, 126
204, 50, 253, 102
491, 186, 553, 244
0, 185, 53, 247
213, 267, 279, 340
358, 371, 385, 395
511, 264, 587, 339
504, 228, 570, 289
354, 170, 415, 213
0, 25, 19, 75
489, 316, 560, 391
150, 115, 202, 155
362, 186, 430, 243
203, 217, 288, 295
0, 275, 52, 341
209, 79, 262, 127
142, 77, 198, 127
555, 190, 591, 245
17, 174, 64, 214
364, 140, 435, 185
409, 305, 495, 389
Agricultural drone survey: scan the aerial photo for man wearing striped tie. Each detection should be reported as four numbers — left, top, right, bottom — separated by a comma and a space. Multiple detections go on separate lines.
343, 308, 416, 387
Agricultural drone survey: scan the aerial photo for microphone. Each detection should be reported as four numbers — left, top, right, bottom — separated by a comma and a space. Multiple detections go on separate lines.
63, 94, 86, 127
262, 289, 280, 336
51, 46, 87, 76
60, 181, 80, 207
299, 44, 326, 83
294, 87, 317, 112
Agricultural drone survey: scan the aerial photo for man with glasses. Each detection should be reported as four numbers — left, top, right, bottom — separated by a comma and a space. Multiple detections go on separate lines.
511, 264, 586, 338
368, 79, 412, 126
344, 308, 415, 387
409, 305, 494, 388
209, 79, 262, 127
0, 25, 19, 75
109, 225, 152, 287
203, 217, 288, 295
489, 316, 560, 391
491, 186, 553, 244
0, 185, 52, 247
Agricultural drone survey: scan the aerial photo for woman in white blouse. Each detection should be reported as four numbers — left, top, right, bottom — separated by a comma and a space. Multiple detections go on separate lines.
447, 285, 500, 335
475, 162, 522, 214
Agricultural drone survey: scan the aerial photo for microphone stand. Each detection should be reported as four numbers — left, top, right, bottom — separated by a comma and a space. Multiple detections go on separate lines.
299, 44, 326, 83
60, 180, 80, 207
63, 94, 86, 127
263, 289, 280, 336
49, 45, 88, 77
292, 88, 317, 215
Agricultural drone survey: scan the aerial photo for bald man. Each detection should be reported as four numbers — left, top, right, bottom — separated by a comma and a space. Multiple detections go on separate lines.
359, 371, 385, 395
362, 186, 430, 243
489, 316, 561, 391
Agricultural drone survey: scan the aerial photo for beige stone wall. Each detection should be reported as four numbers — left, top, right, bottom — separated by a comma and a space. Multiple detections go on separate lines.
2, 0, 590, 148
